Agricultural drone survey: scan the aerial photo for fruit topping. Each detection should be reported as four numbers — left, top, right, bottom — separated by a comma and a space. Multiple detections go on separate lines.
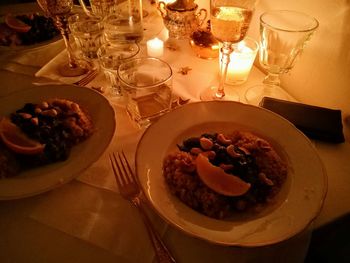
196, 153, 251, 196
0, 117, 45, 155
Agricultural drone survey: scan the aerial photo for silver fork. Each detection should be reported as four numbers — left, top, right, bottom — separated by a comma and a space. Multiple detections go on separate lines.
109, 151, 176, 263
73, 69, 98, 86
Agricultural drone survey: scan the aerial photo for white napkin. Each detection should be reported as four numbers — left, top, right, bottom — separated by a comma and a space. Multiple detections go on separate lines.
34, 49, 101, 84
30, 180, 169, 263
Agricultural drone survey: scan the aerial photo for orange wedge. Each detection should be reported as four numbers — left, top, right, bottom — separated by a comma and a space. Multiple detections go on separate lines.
5, 14, 31, 33
196, 154, 251, 196
0, 117, 44, 155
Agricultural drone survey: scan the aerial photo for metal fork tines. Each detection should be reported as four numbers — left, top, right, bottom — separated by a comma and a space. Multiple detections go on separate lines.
73, 69, 98, 86
109, 151, 176, 263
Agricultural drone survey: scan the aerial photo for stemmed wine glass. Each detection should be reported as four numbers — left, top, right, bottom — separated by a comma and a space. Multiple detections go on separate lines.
200, 0, 256, 101
245, 10, 319, 105
37, 0, 91, 77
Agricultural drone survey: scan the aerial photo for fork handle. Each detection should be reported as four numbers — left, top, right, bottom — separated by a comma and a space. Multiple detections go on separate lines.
133, 199, 176, 263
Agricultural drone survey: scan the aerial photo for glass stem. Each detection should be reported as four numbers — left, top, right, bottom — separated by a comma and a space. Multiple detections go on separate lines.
77, 0, 93, 17
55, 15, 78, 68
216, 42, 234, 99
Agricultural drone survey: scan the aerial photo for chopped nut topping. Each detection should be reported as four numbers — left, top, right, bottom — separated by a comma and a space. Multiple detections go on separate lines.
30, 117, 39, 126
40, 101, 49, 109
19, 113, 32, 119
217, 133, 232, 145
258, 173, 274, 186
200, 137, 213, 150
226, 144, 241, 158
41, 109, 58, 117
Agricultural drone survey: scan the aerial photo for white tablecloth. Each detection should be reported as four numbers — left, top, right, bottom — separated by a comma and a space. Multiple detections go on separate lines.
1, 2, 350, 263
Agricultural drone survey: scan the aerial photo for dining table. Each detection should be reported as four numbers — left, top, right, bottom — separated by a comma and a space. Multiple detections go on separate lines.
1, 1, 350, 263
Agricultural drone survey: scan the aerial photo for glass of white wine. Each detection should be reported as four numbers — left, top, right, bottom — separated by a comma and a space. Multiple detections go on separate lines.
37, 0, 91, 77
200, 0, 256, 101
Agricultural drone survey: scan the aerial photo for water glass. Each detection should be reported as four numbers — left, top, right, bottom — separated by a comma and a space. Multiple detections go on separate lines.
78, 0, 118, 18
103, 0, 144, 43
245, 10, 319, 105
97, 42, 140, 96
68, 13, 104, 60
117, 57, 173, 128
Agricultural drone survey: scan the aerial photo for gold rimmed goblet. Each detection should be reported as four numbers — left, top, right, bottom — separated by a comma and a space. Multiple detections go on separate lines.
37, 0, 91, 77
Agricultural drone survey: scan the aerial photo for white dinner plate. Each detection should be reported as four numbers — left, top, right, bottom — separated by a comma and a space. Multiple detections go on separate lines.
0, 8, 62, 52
136, 101, 327, 247
0, 85, 116, 200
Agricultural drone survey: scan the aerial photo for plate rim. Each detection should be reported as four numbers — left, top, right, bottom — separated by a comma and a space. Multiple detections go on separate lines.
0, 84, 116, 200
135, 100, 328, 247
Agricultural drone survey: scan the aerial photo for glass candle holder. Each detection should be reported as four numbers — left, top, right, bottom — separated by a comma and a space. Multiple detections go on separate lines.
147, 38, 164, 57
219, 37, 259, 85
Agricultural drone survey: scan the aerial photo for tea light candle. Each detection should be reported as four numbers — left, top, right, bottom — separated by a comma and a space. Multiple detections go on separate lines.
158, 0, 176, 4
147, 37, 164, 57
220, 38, 259, 85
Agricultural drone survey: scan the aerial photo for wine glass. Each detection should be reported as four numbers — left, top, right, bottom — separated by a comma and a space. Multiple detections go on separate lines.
200, 0, 256, 101
37, 0, 91, 77
245, 10, 319, 105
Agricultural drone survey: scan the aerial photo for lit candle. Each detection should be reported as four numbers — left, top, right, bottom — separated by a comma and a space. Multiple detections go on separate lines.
155, 0, 176, 5
147, 37, 164, 57
159, 0, 176, 4
220, 37, 259, 85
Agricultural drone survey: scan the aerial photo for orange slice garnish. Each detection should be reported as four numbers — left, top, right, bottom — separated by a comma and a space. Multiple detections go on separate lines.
5, 14, 31, 33
0, 117, 45, 155
196, 154, 251, 196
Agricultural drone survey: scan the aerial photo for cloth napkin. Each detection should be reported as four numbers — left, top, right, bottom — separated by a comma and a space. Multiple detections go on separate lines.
34, 49, 101, 84
260, 97, 345, 143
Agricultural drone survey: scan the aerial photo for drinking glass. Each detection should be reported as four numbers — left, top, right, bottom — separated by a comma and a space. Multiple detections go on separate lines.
200, 0, 256, 101
117, 57, 173, 128
97, 42, 140, 97
37, 0, 91, 76
103, 0, 144, 44
245, 10, 319, 105
77, 0, 118, 18
68, 13, 104, 60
